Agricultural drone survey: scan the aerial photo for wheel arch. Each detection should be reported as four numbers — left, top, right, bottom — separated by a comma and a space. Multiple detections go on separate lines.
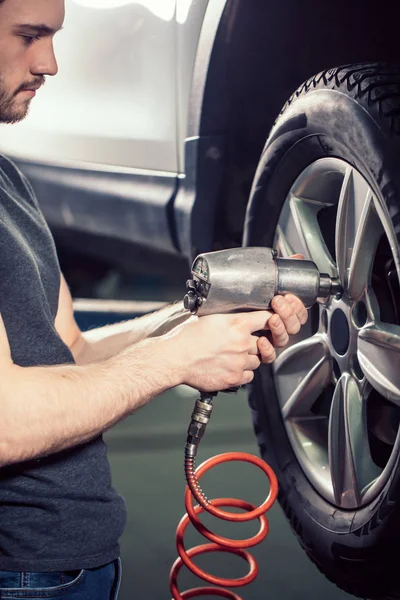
174, 0, 400, 260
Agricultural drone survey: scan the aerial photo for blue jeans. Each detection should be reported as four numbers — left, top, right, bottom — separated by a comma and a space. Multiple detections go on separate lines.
0, 558, 121, 599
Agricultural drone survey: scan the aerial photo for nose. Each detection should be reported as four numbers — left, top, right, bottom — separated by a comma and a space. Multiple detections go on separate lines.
31, 41, 59, 78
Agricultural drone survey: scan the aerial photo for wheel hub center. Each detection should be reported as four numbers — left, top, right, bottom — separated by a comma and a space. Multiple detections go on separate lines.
330, 308, 350, 355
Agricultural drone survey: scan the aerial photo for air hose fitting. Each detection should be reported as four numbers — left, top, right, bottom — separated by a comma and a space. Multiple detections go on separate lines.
184, 393, 215, 508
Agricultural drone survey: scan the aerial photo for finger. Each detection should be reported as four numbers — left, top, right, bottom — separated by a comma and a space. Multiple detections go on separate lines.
267, 313, 289, 347
289, 253, 304, 260
284, 293, 308, 325
257, 336, 277, 363
248, 335, 260, 355
270, 295, 301, 335
243, 371, 255, 385
246, 354, 261, 371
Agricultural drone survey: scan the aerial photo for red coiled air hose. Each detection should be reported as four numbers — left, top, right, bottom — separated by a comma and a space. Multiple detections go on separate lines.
169, 451, 278, 599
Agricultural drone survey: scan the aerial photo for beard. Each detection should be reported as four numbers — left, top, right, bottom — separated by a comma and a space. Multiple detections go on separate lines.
0, 74, 44, 124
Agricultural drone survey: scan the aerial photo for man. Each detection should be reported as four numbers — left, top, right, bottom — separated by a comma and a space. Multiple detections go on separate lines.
0, 0, 308, 598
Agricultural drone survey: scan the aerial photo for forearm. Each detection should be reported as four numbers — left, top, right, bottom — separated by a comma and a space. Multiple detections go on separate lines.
0, 336, 181, 467
74, 301, 189, 365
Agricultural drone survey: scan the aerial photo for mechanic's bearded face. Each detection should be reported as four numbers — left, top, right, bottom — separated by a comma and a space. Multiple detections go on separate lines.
0, 0, 64, 123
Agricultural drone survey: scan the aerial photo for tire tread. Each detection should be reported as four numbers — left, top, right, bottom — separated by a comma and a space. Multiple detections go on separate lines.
278, 63, 400, 142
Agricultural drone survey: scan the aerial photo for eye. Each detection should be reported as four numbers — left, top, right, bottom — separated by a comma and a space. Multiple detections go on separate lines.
21, 35, 41, 46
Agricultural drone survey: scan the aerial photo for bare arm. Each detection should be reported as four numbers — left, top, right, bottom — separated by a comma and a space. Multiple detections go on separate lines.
0, 309, 254, 467
0, 290, 308, 468
0, 312, 182, 467
55, 275, 188, 365
56, 274, 308, 366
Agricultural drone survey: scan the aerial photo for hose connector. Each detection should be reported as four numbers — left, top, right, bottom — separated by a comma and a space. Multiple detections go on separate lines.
185, 398, 214, 458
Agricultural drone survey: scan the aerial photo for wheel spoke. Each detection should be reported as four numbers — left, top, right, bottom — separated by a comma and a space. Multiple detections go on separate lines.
358, 323, 400, 405
329, 374, 380, 508
273, 334, 331, 419
275, 224, 295, 257
347, 192, 383, 301
335, 167, 371, 290
288, 196, 337, 276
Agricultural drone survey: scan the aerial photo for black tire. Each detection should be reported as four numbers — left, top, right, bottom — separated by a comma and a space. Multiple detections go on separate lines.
244, 63, 400, 599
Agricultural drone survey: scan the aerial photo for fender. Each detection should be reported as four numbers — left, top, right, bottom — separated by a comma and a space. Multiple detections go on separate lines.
173, 0, 229, 260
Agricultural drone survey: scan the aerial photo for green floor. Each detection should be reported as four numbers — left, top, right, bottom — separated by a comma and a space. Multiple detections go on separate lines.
105, 386, 354, 600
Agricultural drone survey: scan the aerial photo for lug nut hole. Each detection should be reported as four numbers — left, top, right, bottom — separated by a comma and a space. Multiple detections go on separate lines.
331, 309, 350, 355
353, 301, 368, 328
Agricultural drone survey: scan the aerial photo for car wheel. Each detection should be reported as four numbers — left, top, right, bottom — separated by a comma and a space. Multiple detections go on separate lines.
243, 63, 400, 599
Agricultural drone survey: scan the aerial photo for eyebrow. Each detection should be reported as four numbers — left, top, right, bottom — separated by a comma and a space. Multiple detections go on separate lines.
14, 23, 63, 36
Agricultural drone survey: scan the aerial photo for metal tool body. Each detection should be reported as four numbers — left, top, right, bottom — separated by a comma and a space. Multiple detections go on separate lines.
183, 245, 343, 460
184, 247, 342, 316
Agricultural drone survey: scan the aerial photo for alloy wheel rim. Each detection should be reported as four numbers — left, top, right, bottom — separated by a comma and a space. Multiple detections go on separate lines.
273, 157, 400, 509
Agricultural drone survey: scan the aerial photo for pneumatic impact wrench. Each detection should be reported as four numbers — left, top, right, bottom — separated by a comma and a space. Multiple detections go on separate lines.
182, 247, 342, 505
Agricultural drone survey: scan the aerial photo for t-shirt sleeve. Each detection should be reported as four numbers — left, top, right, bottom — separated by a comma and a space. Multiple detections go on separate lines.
0, 154, 41, 212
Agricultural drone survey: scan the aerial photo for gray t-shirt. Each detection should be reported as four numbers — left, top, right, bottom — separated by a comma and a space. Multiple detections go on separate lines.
0, 155, 126, 571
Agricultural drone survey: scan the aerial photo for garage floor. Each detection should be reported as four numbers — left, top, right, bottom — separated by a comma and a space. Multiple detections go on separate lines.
104, 386, 354, 600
